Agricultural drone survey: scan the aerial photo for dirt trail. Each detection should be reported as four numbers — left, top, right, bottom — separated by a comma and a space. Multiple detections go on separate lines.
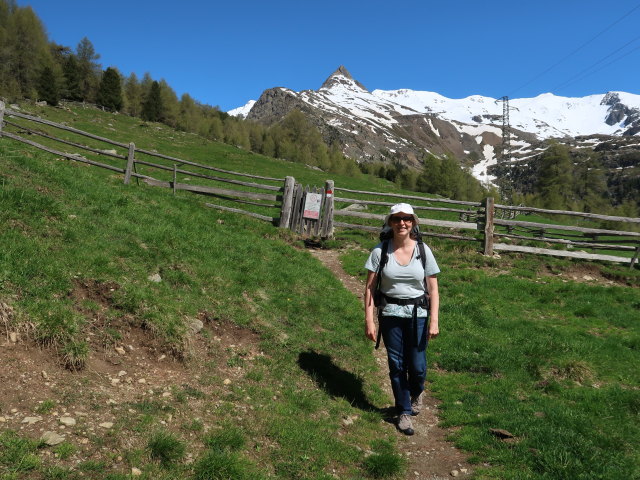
309, 248, 473, 480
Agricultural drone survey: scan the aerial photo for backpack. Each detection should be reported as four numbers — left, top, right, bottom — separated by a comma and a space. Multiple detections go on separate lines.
373, 225, 431, 349
373, 225, 428, 307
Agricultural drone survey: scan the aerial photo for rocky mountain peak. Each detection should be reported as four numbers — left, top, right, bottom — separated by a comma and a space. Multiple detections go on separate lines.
320, 65, 368, 92
600, 92, 640, 130
601, 92, 621, 106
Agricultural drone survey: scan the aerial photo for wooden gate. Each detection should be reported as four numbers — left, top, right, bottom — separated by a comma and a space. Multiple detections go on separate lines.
279, 177, 334, 237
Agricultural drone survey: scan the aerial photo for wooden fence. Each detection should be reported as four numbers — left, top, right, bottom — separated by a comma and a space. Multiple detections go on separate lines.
0, 101, 291, 224
330, 187, 640, 268
1, 100, 638, 269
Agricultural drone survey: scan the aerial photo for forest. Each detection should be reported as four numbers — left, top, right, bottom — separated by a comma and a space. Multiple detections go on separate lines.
0, 0, 637, 213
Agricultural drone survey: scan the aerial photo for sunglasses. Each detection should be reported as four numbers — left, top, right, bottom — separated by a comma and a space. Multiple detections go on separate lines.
390, 215, 414, 223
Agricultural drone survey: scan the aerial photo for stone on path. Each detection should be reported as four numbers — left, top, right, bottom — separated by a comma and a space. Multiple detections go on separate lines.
41, 431, 65, 446
22, 416, 42, 425
59, 417, 76, 426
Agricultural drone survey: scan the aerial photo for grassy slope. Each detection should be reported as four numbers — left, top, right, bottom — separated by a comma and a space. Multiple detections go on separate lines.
2, 102, 639, 479
341, 236, 640, 479
0, 108, 400, 479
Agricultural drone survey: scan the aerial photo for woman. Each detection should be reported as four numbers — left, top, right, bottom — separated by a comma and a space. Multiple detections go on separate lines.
364, 203, 440, 436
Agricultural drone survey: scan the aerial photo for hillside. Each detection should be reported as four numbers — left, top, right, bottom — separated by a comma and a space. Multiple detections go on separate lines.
0, 106, 400, 479
236, 67, 640, 206
2, 103, 640, 480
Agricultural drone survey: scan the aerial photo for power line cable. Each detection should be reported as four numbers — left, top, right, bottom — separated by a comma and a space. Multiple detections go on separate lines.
554, 43, 640, 93
507, 2, 640, 97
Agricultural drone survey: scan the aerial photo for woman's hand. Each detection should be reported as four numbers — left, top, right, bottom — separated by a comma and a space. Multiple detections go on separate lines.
365, 319, 377, 342
428, 318, 439, 340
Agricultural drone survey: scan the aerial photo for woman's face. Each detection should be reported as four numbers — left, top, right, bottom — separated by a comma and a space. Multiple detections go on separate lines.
388, 213, 414, 238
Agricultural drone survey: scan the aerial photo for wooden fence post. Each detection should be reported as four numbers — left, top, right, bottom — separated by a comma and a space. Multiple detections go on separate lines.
172, 164, 177, 195
483, 197, 495, 256
322, 180, 334, 238
123, 142, 135, 184
279, 176, 295, 228
0, 101, 5, 138
631, 246, 640, 270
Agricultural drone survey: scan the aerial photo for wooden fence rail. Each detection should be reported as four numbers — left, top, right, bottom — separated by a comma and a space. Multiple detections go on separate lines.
1, 103, 287, 224
1, 101, 638, 269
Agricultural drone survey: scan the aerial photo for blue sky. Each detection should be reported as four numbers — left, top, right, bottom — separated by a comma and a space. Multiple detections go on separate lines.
18, 0, 640, 111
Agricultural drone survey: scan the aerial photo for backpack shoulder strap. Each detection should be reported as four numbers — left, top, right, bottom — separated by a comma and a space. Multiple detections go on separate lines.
416, 236, 427, 271
376, 239, 390, 278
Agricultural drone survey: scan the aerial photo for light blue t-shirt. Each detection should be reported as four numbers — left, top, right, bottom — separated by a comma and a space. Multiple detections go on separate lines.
365, 240, 440, 318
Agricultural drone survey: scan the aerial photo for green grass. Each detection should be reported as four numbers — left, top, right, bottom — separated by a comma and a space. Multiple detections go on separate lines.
203, 424, 246, 452
147, 430, 186, 466
0, 107, 396, 478
0, 431, 41, 474
339, 233, 640, 479
2, 101, 638, 479
362, 439, 404, 478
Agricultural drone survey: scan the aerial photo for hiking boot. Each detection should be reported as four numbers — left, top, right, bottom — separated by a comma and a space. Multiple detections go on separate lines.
397, 414, 414, 435
411, 392, 423, 416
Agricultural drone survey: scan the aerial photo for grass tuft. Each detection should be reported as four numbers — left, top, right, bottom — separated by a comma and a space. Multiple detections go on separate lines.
193, 450, 260, 480
544, 359, 594, 384
362, 439, 404, 478
61, 339, 89, 370
203, 424, 246, 452
147, 430, 186, 466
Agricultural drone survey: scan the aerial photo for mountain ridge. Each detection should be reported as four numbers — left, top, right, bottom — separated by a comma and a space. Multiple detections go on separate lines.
229, 67, 640, 187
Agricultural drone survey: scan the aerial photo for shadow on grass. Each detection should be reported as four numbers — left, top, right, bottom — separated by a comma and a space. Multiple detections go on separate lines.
298, 350, 388, 414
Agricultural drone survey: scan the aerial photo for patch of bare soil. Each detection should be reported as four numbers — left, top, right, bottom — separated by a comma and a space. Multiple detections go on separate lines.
0, 298, 264, 473
538, 263, 623, 286
308, 248, 474, 479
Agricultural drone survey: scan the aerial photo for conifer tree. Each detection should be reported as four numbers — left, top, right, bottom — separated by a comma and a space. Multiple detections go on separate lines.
142, 80, 162, 122
36, 65, 58, 105
261, 134, 276, 157
62, 54, 82, 101
158, 79, 179, 127
96, 67, 123, 112
76, 36, 100, 102
208, 116, 224, 141
178, 93, 198, 132
536, 143, 574, 209
576, 157, 609, 213
2, 4, 51, 98
123, 72, 142, 116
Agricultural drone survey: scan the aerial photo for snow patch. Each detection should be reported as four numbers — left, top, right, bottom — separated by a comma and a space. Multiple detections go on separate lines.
228, 100, 256, 118
471, 144, 498, 186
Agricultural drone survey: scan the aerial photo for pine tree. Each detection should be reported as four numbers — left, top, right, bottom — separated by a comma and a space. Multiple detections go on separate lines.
177, 93, 198, 132
96, 67, 122, 112
417, 155, 441, 193
536, 144, 574, 209
158, 79, 179, 127
62, 54, 82, 101
37, 65, 58, 105
142, 80, 162, 122
577, 157, 609, 213
262, 133, 276, 157
123, 72, 142, 117
76, 36, 100, 102
248, 123, 264, 152
208, 116, 224, 141
3, 5, 51, 99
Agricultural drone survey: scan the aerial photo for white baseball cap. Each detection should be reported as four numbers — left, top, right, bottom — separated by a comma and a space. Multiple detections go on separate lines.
384, 203, 419, 226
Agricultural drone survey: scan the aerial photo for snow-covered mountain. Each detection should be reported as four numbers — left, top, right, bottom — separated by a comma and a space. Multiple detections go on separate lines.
229, 66, 640, 186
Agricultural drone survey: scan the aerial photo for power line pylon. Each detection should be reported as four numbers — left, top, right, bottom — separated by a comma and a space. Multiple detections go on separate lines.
495, 95, 513, 202
499, 95, 511, 163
